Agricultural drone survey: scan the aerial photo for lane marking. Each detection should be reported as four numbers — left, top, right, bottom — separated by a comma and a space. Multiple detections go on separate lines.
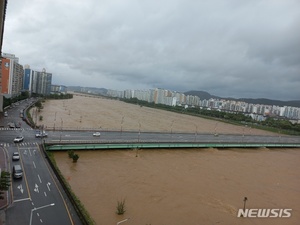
14, 197, 31, 203
46, 182, 51, 191
44, 192, 47, 197
18, 145, 32, 200
38, 174, 42, 183
33, 161, 36, 169
38, 145, 75, 225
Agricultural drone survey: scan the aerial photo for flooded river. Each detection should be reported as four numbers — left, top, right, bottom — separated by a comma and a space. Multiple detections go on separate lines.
53, 148, 300, 225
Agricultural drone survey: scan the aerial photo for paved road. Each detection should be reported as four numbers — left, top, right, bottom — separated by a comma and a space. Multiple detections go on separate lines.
38, 130, 300, 145
0, 100, 82, 225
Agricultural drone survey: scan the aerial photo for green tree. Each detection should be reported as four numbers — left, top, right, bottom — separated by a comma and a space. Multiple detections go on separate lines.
72, 154, 79, 163
0, 171, 11, 199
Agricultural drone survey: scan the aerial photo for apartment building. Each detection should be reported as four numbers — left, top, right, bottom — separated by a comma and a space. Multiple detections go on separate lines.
1, 53, 24, 98
31, 68, 52, 95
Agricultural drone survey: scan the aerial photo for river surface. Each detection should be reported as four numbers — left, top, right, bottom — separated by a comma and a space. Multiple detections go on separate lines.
53, 148, 300, 225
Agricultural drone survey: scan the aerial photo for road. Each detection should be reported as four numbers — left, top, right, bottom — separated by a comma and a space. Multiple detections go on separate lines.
40, 129, 300, 145
0, 99, 81, 225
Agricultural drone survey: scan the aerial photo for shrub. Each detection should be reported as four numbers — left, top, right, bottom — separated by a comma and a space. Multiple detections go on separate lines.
72, 154, 79, 163
116, 199, 126, 215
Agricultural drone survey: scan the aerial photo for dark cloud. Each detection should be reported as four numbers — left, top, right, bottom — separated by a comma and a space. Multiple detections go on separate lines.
3, 0, 300, 100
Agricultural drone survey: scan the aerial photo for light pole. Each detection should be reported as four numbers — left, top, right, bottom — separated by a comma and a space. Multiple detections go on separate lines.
29, 203, 55, 225
194, 124, 198, 142
214, 122, 218, 136
170, 120, 174, 141
138, 121, 141, 143
60, 118, 63, 142
121, 116, 125, 134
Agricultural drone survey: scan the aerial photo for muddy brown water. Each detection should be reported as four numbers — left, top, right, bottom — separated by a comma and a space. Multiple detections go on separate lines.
53, 148, 300, 225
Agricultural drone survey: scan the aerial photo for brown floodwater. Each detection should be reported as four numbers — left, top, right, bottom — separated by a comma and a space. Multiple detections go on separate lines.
53, 148, 300, 225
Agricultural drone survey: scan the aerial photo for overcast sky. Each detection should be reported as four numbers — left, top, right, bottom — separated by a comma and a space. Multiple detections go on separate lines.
3, 0, 300, 100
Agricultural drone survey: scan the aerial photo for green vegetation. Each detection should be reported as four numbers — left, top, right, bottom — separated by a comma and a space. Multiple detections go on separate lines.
46, 93, 74, 99
46, 150, 95, 225
0, 170, 11, 200
121, 97, 300, 135
3, 91, 29, 109
67, 150, 79, 162
116, 199, 126, 215
68, 150, 75, 158
72, 154, 79, 163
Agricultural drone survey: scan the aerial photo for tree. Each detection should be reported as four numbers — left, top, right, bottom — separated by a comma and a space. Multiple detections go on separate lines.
72, 154, 79, 163
0, 171, 11, 199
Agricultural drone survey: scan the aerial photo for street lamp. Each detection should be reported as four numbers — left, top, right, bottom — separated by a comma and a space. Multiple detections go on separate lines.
120, 116, 125, 134
214, 122, 218, 136
138, 121, 141, 143
170, 120, 174, 140
60, 118, 63, 142
194, 124, 198, 142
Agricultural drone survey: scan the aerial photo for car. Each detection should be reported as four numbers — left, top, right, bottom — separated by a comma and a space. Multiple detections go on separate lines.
13, 165, 23, 179
35, 131, 48, 138
93, 132, 101, 137
8, 122, 15, 128
14, 136, 24, 143
4, 111, 8, 117
12, 152, 20, 161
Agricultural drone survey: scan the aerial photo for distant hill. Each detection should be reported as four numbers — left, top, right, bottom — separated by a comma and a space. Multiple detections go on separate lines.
184, 90, 300, 108
67, 86, 108, 95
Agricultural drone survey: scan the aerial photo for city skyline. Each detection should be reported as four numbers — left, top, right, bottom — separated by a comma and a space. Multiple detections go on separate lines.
105, 88, 300, 120
2, 0, 300, 101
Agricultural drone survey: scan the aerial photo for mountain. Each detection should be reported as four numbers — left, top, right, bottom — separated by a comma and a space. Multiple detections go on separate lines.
67, 86, 108, 95
184, 90, 300, 108
184, 90, 219, 100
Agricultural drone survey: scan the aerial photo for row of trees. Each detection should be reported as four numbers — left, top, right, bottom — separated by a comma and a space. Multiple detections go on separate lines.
0, 171, 10, 200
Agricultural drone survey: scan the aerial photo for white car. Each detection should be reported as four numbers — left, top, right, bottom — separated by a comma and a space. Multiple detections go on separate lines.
14, 136, 24, 143
93, 132, 101, 137
12, 152, 20, 161
35, 132, 48, 138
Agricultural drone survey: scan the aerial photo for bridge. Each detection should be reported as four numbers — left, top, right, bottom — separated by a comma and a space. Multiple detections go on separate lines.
45, 142, 300, 151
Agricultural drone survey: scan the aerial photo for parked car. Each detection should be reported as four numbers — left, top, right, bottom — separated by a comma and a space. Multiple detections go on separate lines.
93, 132, 101, 137
12, 152, 20, 161
4, 111, 8, 117
14, 136, 24, 143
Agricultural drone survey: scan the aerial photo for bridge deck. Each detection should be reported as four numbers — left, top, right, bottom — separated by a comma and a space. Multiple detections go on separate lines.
45, 142, 300, 151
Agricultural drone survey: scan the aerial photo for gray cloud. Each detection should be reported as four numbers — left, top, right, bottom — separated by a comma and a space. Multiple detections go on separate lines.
3, 0, 300, 100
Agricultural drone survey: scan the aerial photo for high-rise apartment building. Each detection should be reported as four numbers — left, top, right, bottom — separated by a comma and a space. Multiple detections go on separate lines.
23, 64, 33, 92
31, 68, 52, 95
0, 0, 8, 112
1, 53, 24, 98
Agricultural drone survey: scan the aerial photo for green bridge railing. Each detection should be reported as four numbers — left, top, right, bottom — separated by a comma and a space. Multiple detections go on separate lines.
45, 142, 300, 151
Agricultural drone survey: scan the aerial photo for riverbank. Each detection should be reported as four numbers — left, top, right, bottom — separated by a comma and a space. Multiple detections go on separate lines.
34, 95, 277, 136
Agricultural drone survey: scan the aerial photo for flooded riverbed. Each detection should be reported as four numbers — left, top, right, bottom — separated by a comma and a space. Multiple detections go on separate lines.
54, 148, 300, 225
